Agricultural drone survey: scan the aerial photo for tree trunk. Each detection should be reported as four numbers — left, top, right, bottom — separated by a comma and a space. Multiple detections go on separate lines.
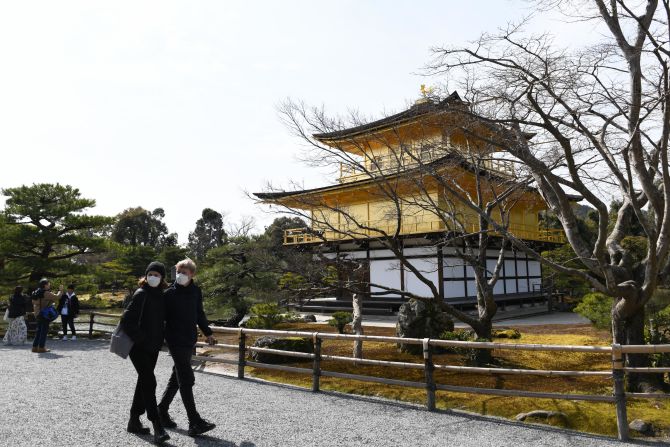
613, 303, 660, 392
352, 292, 364, 360
624, 310, 648, 392
469, 320, 493, 366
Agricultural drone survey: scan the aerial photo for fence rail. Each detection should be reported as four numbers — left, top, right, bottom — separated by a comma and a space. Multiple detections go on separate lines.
85, 311, 122, 337
199, 325, 669, 442
83, 313, 669, 441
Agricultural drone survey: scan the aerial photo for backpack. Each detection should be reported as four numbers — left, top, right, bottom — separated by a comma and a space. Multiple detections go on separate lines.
32, 288, 57, 322
31, 288, 45, 300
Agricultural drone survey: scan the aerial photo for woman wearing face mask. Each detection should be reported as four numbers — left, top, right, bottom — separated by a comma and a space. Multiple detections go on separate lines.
120, 261, 170, 444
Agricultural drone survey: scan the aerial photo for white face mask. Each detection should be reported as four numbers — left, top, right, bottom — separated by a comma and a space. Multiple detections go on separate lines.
175, 273, 191, 286
146, 276, 161, 288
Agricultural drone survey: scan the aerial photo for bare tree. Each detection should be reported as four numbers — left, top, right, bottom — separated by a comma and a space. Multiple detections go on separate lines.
257, 98, 541, 362
425, 0, 670, 390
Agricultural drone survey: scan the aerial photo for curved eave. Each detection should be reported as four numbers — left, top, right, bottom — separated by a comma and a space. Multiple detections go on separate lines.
313, 92, 464, 145
253, 155, 573, 208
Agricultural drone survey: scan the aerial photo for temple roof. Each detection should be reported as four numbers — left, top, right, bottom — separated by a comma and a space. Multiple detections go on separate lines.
254, 153, 582, 202
312, 91, 464, 142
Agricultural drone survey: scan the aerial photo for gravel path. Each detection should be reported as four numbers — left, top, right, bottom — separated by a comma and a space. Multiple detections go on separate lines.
0, 340, 665, 447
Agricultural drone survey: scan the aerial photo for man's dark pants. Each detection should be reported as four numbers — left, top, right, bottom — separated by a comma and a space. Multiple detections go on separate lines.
32, 319, 49, 348
158, 346, 201, 423
61, 314, 76, 336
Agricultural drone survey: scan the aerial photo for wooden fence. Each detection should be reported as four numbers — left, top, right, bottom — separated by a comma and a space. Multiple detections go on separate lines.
84, 311, 121, 337
87, 313, 670, 441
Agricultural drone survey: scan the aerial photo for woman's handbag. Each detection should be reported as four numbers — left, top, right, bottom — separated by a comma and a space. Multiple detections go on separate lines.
110, 293, 146, 359
110, 324, 134, 359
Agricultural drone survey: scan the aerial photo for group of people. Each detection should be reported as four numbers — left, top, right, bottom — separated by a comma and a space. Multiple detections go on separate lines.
120, 259, 216, 444
3, 257, 216, 444
3, 281, 79, 350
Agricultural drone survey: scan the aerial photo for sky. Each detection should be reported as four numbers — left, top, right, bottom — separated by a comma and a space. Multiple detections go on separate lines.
0, 1, 599, 243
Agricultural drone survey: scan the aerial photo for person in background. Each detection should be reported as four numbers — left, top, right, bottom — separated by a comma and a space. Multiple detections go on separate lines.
57, 284, 80, 340
3, 286, 28, 345
158, 258, 216, 437
31, 279, 62, 353
120, 261, 170, 444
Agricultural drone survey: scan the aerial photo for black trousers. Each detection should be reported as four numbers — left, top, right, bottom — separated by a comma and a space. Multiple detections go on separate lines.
61, 315, 76, 336
158, 346, 200, 423
129, 346, 160, 422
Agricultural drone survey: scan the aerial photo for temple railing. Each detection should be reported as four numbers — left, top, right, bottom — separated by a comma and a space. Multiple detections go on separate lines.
338, 151, 516, 183
283, 220, 565, 245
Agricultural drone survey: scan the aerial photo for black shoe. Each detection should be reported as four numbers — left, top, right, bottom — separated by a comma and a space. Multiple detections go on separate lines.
152, 422, 170, 444
159, 411, 177, 429
188, 418, 216, 437
127, 416, 151, 435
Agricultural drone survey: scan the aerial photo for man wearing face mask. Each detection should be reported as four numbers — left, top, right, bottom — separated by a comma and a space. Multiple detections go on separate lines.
158, 258, 216, 437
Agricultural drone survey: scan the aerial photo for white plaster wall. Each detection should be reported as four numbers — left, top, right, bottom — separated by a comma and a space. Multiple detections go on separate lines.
517, 279, 529, 293
516, 259, 527, 276
504, 259, 516, 276
403, 246, 437, 257
405, 257, 439, 298
370, 259, 402, 297
443, 257, 465, 279
505, 279, 517, 293
444, 280, 466, 299
528, 260, 541, 277
529, 277, 542, 292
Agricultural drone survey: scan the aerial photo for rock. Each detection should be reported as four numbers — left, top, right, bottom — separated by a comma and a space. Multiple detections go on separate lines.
302, 314, 317, 322
629, 419, 654, 435
396, 299, 454, 354
516, 410, 569, 427
492, 328, 521, 339
210, 309, 247, 328
250, 336, 313, 364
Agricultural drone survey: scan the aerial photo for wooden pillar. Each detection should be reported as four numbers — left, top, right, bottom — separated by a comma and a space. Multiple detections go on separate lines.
88, 313, 94, 339
612, 343, 629, 441
312, 333, 322, 392
423, 338, 436, 411
437, 245, 444, 300
238, 329, 246, 379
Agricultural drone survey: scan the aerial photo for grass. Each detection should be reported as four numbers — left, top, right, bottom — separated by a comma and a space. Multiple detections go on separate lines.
215, 322, 669, 439
78, 292, 124, 310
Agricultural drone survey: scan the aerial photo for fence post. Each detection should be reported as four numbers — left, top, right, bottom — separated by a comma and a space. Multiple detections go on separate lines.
423, 338, 436, 411
88, 313, 94, 339
312, 333, 321, 392
237, 329, 246, 379
612, 343, 629, 441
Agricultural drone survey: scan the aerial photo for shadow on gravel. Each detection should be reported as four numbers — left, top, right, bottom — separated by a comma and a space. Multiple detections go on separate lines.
169, 427, 254, 447
198, 372, 669, 447
0, 340, 109, 353
36, 352, 67, 359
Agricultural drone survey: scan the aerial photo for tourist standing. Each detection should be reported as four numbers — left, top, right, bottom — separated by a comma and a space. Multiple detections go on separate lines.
57, 285, 80, 340
31, 279, 62, 353
158, 258, 216, 436
3, 286, 28, 345
120, 261, 170, 444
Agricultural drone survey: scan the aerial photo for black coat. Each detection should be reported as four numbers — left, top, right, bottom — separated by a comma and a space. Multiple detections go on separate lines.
164, 281, 212, 348
57, 293, 80, 317
120, 286, 166, 352
7, 294, 26, 318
